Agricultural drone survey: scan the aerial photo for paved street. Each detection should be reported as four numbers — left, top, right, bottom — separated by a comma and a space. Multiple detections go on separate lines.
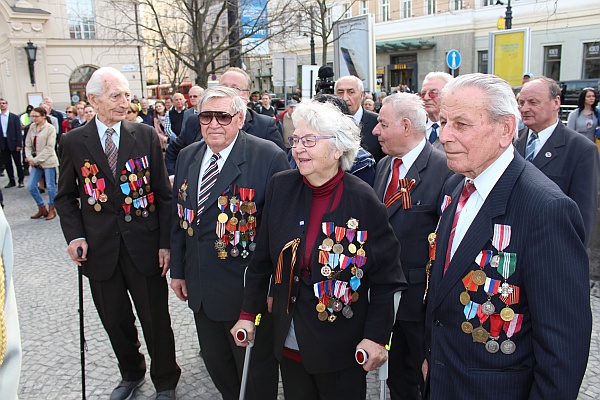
4, 177, 599, 399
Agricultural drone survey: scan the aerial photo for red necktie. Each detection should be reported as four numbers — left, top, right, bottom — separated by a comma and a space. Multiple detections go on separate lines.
384, 158, 403, 203
444, 180, 476, 274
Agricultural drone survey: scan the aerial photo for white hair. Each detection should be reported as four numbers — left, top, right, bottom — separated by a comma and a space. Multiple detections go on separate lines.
292, 100, 360, 171
335, 75, 364, 94
200, 86, 247, 120
423, 71, 453, 85
86, 67, 129, 97
382, 93, 427, 133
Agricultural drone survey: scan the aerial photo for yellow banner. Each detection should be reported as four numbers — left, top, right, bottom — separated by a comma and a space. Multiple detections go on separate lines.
494, 31, 525, 86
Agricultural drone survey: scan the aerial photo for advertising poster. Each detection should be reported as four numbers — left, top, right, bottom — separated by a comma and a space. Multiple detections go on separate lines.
489, 28, 530, 87
333, 14, 375, 92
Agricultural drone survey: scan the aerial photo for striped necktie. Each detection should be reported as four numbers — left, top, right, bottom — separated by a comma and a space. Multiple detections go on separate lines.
444, 180, 476, 274
197, 153, 221, 216
525, 132, 539, 162
105, 128, 118, 177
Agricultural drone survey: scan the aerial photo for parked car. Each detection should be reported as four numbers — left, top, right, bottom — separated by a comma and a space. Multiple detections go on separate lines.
557, 79, 598, 121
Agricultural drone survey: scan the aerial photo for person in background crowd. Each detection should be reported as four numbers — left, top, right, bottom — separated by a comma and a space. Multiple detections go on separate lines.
0, 98, 25, 188
20, 104, 34, 177
164, 93, 186, 141
179, 86, 204, 139
280, 100, 298, 152
258, 93, 277, 118
231, 99, 406, 400
126, 103, 143, 123
25, 106, 59, 220
364, 98, 376, 112
71, 102, 87, 129
40, 103, 59, 134
516, 77, 599, 247
375, 91, 387, 113
83, 105, 95, 125
62, 106, 75, 134
138, 98, 154, 126
153, 100, 169, 151
420, 72, 453, 151
522, 72, 533, 85
164, 97, 173, 110
567, 88, 598, 143
248, 91, 261, 111
44, 97, 64, 139
20, 105, 33, 128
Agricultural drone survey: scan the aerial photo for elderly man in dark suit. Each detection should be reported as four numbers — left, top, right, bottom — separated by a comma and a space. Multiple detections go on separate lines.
420, 72, 453, 151
373, 93, 453, 400
165, 68, 286, 178
423, 73, 591, 399
0, 98, 25, 188
55, 67, 180, 400
335, 75, 384, 162
170, 86, 288, 400
515, 76, 599, 247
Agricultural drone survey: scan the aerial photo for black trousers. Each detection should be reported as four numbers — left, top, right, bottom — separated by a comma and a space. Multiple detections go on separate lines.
88, 244, 180, 391
193, 307, 278, 400
0, 143, 24, 184
280, 356, 367, 400
387, 320, 425, 400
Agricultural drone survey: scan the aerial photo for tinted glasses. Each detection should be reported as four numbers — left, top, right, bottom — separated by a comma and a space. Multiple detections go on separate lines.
199, 111, 239, 126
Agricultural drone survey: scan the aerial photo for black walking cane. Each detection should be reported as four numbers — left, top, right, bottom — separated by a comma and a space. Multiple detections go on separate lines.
77, 247, 87, 400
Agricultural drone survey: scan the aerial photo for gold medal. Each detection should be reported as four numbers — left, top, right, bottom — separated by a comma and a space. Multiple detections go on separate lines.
316, 302, 326, 313
217, 250, 228, 260
129, 174, 137, 182
93, 203, 102, 212
179, 219, 184, 229
135, 209, 142, 217
132, 192, 139, 199
230, 216, 239, 225
145, 171, 150, 178
322, 238, 334, 248
182, 220, 189, 229
149, 204, 155, 212
428, 232, 437, 243
348, 243, 357, 254
461, 321, 474, 334
332, 243, 343, 254
472, 326, 489, 343
217, 213, 228, 224
84, 177, 91, 184
326, 298, 335, 308
99, 193, 108, 203
472, 270, 487, 286
247, 215, 256, 224
84, 161, 91, 168
459, 291, 471, 305
240, 203, 248, 213
187, 227, 194, 237
218, 196, 228, 206
500, 307, 515, 322
351, 292, 359, 302
318, 311, 328, 321
356, 248, 366, 256
125, 196, 133, 205
246, 201, 255, 209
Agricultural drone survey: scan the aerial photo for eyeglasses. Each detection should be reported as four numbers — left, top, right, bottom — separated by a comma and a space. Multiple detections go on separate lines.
66, 110, 74, 113
419, 90, 440, 99
199, 111, 239, 126
225, 86, 250, 93
288, 135, 335, 148
127, 110, 137, 114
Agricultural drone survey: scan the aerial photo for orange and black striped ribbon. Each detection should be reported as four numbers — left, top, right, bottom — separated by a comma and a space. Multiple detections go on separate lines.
384, 178, 416, 209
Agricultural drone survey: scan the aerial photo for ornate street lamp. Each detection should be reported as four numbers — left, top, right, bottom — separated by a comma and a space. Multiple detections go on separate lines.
505, 0, 512, 29
24, 41, 37, 86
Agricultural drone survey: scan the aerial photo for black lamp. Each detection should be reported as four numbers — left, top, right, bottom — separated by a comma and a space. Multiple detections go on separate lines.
505, 0, 512, 29
24, 41, 37, 86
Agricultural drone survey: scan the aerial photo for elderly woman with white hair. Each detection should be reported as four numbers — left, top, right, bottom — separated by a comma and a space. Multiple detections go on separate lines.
232, 100, 406, 399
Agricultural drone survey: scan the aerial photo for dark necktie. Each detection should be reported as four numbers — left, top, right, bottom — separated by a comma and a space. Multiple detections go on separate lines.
383, 158, 403, 203
105, 128, 118, 177
429, 122, 439, 144
197, 153, 221, 216
444, 180, 476, 274
525, 132, 539, 162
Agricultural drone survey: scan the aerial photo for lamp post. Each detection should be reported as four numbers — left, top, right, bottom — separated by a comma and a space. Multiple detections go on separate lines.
310, 6, 316, 65
24, 41, 37, 86
505, 0, 512, 29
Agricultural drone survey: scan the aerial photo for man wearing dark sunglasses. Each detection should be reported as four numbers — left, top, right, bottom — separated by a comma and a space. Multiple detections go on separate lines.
164, 67, 286, 181
420, 72, 453, 151
170, 86, 288, 400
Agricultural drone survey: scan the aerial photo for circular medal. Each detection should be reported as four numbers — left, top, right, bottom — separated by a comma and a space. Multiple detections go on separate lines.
351, 292, 359, 303
247, 215, 256, 224
428, 232, 437, 244
137, 170, 144, 178
322, 238, 334, 249
316, 302, 326, 313
124, 214, 132, 222
227, 233, 235, 241
132, 192, 139, 199
461, 321, 474, 334
145, 171, 150, 177
94, 203, 102, 212
138, 188, 144, 196
351, 266, 358, 275
482, 300, 495, 315
87, 197, 96, 205
129, 174, 137, 182
326, 298, 335, 308
328, 314, 336, 323
187, 227, 194, 237
472, 327, 489, 343
485, 340, 500, 353
125, 196, 133, 205
332, 243, 344, 254
346, 218, 359, 229
459, 291, 471, 306
348, 243, 357, 254
248, 243, 257, 251
472, 270, 487, 286
318, 311, 328, 321
500, 339, 516, 354
91, 176, 97, 184
84, 162, 91, 168
182, 220, 189, 229
321, 266, 332, 277
217, 213, 229, 224
355, 268, 364, 279
342, 305, 354, 319
84, 177, 91, 184
120, 175, 128, 182
239, 218, 247, 226
490, 255, 500, 268
218, 196, 228, 206
500, 307, 515, 322
230, 247, 239, 257
149, 204, 155, 212
135, 209, 142, 217
356, 248, 366, 256
142, 210, 149, 218
145, 185, 151, 192
333, 300, 343, 312
99, 193, 108, 203
229, 217, 239, 225
240, 203, 248, 213
179, 220, 184, 229
246, 201, 255, 209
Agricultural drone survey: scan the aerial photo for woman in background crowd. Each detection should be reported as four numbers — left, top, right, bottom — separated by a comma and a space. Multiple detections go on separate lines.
62, 106, 75, 134
126, 103, 143, 123
567, 88, 598, 142
83, 105, 95, 125
153, 100, 169, 150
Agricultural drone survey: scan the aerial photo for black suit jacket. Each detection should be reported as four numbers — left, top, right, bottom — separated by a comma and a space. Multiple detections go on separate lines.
373, 143, 453, 321
514, 122, 599, 246
0, 112, 22, 151
165, 109, 286, 175
55, 119, 172, 281
360, 109, 384, 163
170, 131, 289, 321
425, 154, 590, 399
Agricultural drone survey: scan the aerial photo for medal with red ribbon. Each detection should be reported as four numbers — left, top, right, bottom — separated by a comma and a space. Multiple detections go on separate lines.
492, 224, 511, 251
441, 195, 452, 213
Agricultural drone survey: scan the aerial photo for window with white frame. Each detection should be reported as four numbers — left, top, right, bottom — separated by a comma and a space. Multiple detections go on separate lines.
360, 0, 369, 15
402, 0, 412, 18
451, 0, 463, 10
66, 0, 96, 39
482, 0, 494, 6
381, 0, 390, 21
426, 0, 437, 15
326, 7, 333, 28
342, 2, 352, 18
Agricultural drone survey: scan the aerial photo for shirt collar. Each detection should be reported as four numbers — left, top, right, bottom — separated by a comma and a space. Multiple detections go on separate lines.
203, 131, 239, 164
95, 117, 122, 140
528, 119, 558, 148
472, 145, 514, 202
394, 138, 426, 175
353, 106, 364, 125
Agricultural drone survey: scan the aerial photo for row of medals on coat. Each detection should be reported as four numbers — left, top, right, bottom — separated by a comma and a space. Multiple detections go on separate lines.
460, 225, 522, 355
314, 218, 367, 323
81, 157, 155, 222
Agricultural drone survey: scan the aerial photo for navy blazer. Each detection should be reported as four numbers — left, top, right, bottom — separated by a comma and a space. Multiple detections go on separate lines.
170, 131, 289, 321
374, 143, 453, 321
0, 112, 23, 152
514, 122, 599, 246
360, 109, 384, 163
425, 154, 591, 399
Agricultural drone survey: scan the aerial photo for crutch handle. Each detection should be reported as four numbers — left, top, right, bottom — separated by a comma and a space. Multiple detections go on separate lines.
235, 329, 247, 343
355, 348, 368, 365
77, 247, 83, 257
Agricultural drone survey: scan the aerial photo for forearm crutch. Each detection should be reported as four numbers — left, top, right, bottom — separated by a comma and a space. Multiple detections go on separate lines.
236, 314, 262, 400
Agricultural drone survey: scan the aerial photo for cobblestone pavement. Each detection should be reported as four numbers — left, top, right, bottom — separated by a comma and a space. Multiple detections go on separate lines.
4, 178, 599, 399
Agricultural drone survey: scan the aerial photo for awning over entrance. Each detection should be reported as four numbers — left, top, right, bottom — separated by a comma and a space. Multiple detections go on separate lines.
376, 39, 436, 52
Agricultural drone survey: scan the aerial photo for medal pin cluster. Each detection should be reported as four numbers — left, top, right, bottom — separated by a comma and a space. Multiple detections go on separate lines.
214, 186, 257, 260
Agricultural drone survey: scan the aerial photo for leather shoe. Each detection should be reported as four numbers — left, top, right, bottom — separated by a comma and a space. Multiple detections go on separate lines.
18, 182, 24, 188
4, 182, 15, 188
155, 389, 176, 399
110, 378, 145, 400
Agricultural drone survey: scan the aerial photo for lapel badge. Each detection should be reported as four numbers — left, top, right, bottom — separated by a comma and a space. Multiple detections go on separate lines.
178, 179, 188, 201
544, 152, 552, 158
